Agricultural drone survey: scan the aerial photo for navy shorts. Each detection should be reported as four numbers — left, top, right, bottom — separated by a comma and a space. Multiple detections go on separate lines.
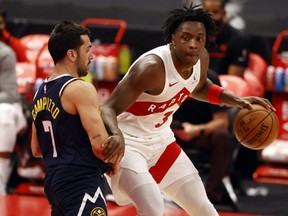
44, 165, 107, 216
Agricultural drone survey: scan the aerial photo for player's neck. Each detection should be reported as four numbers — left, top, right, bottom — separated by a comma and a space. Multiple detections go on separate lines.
51, 63, 78, 79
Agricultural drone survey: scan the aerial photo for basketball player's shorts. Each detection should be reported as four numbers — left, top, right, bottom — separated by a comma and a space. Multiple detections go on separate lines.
108, 131, 198, 205
45, 165, 107, 216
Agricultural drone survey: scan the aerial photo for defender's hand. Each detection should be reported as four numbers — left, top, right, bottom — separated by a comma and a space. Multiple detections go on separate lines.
102, 134, 125, 163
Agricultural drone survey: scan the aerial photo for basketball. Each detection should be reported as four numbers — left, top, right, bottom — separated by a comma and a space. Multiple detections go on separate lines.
233, 104, 279, 150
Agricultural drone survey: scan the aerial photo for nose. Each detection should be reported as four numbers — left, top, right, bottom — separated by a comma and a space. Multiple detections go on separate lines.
189, 39, 197, 49
89, 54, 94, 61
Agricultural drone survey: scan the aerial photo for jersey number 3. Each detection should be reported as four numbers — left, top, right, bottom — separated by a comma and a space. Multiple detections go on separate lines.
155, 111, 173, 128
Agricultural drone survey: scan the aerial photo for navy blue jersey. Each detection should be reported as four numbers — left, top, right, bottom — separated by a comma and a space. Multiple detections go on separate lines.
31, 75, 109, 173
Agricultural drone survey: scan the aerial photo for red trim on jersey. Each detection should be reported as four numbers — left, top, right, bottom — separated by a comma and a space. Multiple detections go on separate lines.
126, 88, 190, 116
149, 142, 181, 183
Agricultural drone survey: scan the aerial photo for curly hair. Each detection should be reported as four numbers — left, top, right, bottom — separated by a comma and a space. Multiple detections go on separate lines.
162, 4, 216, 45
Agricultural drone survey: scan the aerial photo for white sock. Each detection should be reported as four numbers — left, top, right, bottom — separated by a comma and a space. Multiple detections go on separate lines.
0, 158, 11, 194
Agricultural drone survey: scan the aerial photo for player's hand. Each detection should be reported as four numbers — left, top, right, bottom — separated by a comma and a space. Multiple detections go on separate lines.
240, 96, 275, 111
221, 91, 275, 112
106, 162, 120, 177
102, 134, 125, 164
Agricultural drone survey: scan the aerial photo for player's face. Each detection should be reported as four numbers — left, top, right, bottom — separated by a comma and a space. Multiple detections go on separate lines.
171, 21, 206, 67
76, 35, 93, 77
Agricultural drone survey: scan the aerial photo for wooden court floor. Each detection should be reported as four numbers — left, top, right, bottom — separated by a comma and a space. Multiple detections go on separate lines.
0, 194, 263, 216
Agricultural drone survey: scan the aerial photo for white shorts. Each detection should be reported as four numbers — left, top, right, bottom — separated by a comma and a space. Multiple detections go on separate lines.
0, 103, 27, 133
108, 132, 198, 205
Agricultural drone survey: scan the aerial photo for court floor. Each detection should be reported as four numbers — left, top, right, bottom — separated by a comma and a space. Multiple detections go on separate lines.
0, 193, 264, 216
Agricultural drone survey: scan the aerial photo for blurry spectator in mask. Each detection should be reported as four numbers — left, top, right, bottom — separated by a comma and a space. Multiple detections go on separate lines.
0, 7, 29, 62
202, 0, 251, 78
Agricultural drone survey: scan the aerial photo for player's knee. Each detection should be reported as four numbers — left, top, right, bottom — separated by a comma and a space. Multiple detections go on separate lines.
193, 199, 219, 216
137, 196, 164, 216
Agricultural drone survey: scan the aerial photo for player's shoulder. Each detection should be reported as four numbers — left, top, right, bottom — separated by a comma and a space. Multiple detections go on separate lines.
64, 78, 96, 96
131, 54, 164, 78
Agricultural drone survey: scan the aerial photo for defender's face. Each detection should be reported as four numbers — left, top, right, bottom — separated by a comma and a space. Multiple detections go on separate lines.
76, 35, 93, 77
171, 21, 206, 66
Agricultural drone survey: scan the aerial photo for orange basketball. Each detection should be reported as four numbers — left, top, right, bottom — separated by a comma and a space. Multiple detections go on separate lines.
233, 104, 279, 150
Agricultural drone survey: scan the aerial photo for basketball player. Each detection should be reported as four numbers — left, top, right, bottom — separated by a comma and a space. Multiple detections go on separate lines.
101, 5, 274, 216
31, 21, 124, 216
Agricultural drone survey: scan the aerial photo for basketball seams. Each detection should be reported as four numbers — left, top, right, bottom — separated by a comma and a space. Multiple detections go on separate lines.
234, 106, 279, 150
238, 111, 271, 143
233, 110, 269, 142
233, 109, 269, 129
252, 112, 274, 149
243, 110, 277, 149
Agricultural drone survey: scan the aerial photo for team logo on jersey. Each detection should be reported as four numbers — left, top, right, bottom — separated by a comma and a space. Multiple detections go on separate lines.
169, 81, 179, 87
90, 207, 106, 216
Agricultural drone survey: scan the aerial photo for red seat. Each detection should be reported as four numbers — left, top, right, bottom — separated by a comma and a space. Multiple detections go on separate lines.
20, 34, 50, 63
35, 43, 54, 80
16, 62, 36, 103
246, 53, 268, 85
219, 74, 251, 97
219, 53, 268, 97
243, 68, 265, 97
244, 53, 268, 97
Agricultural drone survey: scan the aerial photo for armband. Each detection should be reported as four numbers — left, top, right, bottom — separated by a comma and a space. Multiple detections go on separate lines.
208, 84, 224, 105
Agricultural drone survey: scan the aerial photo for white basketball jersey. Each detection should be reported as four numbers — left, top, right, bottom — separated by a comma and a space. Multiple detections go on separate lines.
118, 44, 201, 139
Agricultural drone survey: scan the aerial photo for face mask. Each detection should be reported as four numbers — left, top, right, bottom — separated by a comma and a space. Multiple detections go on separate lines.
214, 20, 224, 29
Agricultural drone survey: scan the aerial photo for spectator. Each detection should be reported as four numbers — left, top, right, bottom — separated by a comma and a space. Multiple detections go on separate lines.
0, 41, 27, 194
225, 0, 246, 31
0, 7, 29, 62
202, 0, 251, 78
173, 69, 237, 209
181, 0, 246, 31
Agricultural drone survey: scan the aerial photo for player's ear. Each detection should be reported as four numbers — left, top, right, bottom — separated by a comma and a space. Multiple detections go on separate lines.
67, 49, 77, 61
171, 34, 176, 48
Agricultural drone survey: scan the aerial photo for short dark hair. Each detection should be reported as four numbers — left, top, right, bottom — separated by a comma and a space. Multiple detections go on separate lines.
48, 20, 91, 64
202, 0, 227, 9
162, 5, 216, 45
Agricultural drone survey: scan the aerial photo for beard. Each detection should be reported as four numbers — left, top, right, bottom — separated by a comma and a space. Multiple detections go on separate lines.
76, 59, 89, 77
214, 19, 224, 29
77, 68, 88, 77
